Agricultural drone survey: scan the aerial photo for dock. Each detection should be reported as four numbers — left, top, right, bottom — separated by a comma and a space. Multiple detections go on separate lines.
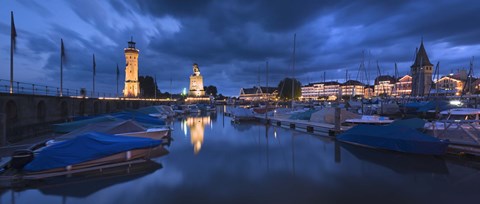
257, 116, 351, 137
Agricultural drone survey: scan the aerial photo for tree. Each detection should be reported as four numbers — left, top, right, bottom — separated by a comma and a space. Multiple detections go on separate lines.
204, 85, 218, 97
216, 94, 226, 100
277, 78, 302, 100
139, 76, 160, 98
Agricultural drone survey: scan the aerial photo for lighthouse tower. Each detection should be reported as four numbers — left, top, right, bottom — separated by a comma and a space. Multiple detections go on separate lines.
123, 38, 140, 97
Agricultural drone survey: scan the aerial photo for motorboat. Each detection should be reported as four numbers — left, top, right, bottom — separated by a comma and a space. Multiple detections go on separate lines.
424, 108, 480, 130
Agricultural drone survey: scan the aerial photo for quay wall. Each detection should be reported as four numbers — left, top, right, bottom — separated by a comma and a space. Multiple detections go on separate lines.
0, 93, 173, 145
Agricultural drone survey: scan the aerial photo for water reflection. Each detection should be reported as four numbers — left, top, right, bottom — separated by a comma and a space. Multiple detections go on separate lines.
339, 142, 449, 174
184, 115, 211, 154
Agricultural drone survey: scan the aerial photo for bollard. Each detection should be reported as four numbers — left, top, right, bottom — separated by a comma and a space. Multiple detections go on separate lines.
334, 107, 341, 135
0, 113, 6, 146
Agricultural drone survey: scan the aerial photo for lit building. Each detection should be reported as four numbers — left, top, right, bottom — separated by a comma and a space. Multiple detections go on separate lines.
473, 78, 480, 94
239, 86, 277, 101
435, 76, 464, 96
341, 80, 364, 96
395, 75, 412, 96
300, 83, 323, 100
323, 81, 341, 97
123, 38, 140, 97
300, 81, 341, 101
364, 85, 374, 99
374, 75, 396, 96
411, 40, 434, 96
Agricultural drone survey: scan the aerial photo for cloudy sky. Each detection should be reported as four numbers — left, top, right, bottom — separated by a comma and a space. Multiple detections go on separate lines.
1, 0, 479, 96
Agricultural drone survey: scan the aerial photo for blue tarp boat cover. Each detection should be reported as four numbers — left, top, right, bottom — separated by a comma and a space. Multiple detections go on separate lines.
53, 116, 119, 133
337, 125, 449, 155
112, 112, 166, 126
389, 118, 426, 130
289, 109, 317, 120
23, 132, 161, 172
416, 100, 452, 113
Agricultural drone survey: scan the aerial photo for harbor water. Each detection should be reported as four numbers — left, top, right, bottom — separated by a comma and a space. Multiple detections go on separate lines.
1, 106, 480, 203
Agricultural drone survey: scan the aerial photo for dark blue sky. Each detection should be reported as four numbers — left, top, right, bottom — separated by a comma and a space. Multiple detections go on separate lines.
1, 0, 479, 96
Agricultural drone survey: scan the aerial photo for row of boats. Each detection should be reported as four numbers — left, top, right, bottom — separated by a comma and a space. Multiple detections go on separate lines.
0, 105, 183, 187
228, 100, 480, 156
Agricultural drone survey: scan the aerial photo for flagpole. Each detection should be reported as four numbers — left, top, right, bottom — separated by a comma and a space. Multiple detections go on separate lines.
10, 11, 15, 94
116, 63, 119, 97
92, 54, 95, 97
60, 39, 63, 96
154, 75, 157, 99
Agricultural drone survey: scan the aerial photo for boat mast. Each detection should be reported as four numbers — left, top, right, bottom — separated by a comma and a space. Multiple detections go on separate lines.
265, 60, 269, 120
291, 33, 296, 110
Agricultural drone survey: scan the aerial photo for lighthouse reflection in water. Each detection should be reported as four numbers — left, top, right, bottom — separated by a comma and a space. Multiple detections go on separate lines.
181, 115, 211, 154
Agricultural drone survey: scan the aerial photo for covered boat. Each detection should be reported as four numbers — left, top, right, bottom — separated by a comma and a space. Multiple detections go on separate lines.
23, 132, 164, 173
230, 107, 255, 122
337, 124, 449, 155
53, 116, 118, 133
57, 120, 169, 141
111, 112, 166, 126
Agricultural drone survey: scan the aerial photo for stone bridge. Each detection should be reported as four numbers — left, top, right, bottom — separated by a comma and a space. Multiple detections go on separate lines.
0, 93, 174, 145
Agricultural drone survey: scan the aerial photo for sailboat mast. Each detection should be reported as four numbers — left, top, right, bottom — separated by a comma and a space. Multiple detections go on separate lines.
291, 33, 296, 109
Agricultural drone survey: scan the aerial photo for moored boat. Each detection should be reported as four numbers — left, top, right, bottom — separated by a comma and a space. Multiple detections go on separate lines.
337, 124, 449, 155
0, 132, 168, 183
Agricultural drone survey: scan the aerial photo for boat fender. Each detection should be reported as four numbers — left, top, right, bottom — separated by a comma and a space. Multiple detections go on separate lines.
66, 165, 72, 171
126, 151, 131, 160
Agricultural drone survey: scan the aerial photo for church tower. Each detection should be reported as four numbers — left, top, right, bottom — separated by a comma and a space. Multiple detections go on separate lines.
410, 40, 433, 96
123, 38, 140, 97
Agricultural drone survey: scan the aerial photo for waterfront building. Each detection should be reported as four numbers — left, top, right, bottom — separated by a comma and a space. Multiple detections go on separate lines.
411, 40, 434, 96
473, 78, 480, 94
374, 75, 396, 96
435, 76, 464, 96
300, 83, 323, 100
300, 81, 342, 101
341, 80, 364, 97
123, 38, 140, 97
239, 86, 277, 101
395, 75, 412, 96
364, 85, 374, 99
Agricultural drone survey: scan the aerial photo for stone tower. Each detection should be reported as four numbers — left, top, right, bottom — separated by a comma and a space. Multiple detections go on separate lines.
123, 38, 140, 97
410, 40, 433, 96
188, 63, 205, 97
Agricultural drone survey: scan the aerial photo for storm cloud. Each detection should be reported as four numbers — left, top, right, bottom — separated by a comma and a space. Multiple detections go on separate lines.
0, 0, 479, 96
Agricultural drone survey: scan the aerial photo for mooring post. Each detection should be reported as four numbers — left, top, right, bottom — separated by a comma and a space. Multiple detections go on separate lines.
0, 113, 6, 146
334, 107, 341, 136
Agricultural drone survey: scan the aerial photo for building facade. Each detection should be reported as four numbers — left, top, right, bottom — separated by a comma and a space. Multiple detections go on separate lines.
374, 75, 396, 96
341, 80, 364, 96
123, 39, 140, 97
300, 81, 342, 101
435, 76, 464, 96
239, 86, 277, 101
395, 75, 412, 96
